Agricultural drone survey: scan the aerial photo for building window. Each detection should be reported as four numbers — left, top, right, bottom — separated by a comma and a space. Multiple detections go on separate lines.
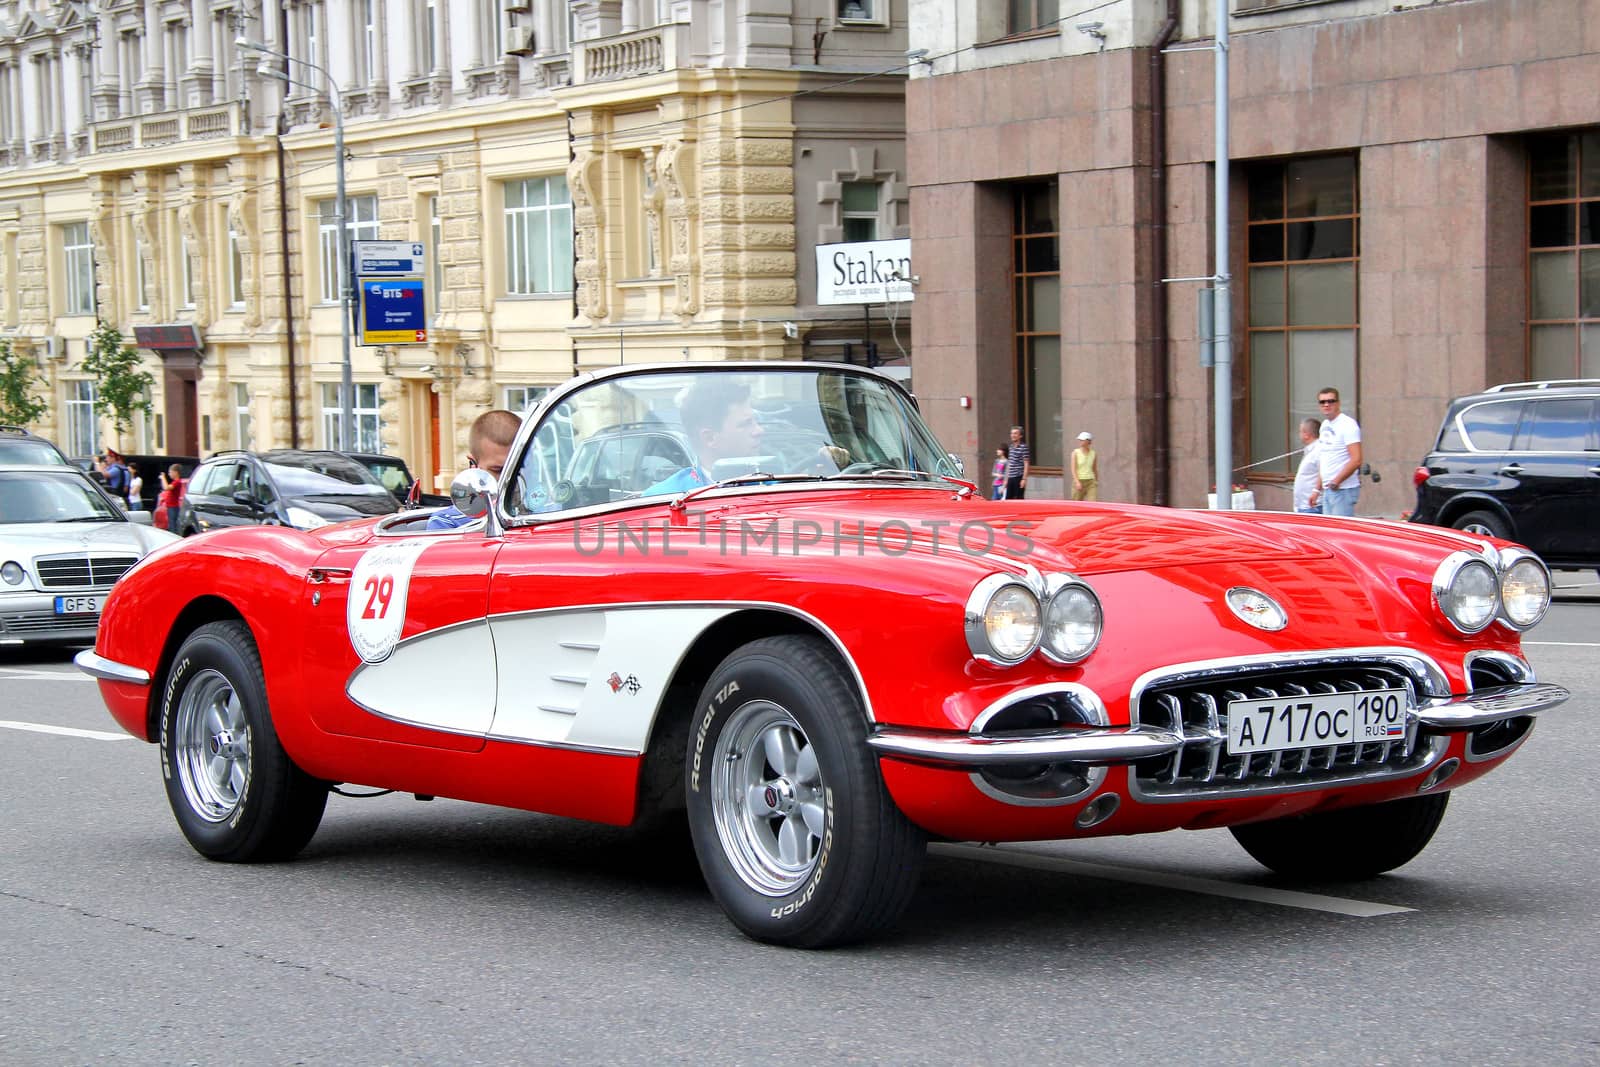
1012, 181, 1062, 470
179, 231, 196, 309
420, 0, 439, 73
503, 385, 550, 413
65, 379, 99, 458
504, 175, 573, 295
1008, 0, 1059, 35
321, 381, 381, 452
165, 19, 188, 102
842, 181, 881, 242
234, 382, 253, 450
318, 195, 380, 304
838, 1, 879, 22
428, 195, 444, 314
360, 0, 380, 82
481, 0, 504, 59
133, 229, 150, 311
62, 222, 95, 315
1245, 154, 1360, 476
228, 219, 245, 308
1527, 131, 1600, 378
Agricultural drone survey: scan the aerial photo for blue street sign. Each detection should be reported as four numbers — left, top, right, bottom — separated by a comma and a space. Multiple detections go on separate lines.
359, 277, 428, 345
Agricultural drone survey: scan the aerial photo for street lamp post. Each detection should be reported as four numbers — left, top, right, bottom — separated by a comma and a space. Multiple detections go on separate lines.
237, 37, 355, 452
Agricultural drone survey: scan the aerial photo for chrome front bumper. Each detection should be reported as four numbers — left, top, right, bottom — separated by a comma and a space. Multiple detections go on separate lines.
867, 680, 1570, 769
73, 649, 151, 686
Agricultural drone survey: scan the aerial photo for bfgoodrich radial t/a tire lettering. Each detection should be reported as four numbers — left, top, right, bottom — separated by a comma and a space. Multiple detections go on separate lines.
686, 635, 926, 947
160, 620, 328, 862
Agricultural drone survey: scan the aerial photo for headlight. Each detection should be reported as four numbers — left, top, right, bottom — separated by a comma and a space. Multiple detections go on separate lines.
285, 506, 331, 530
965, 575, 1041, 666
1, 561, 25, 586
1498, 551, 1551, 630
1433, 552, 1498, 634
1040, 574, 1103, 664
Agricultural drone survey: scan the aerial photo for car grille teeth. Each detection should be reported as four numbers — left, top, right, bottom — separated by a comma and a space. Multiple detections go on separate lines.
34, 555, 138, 590
1133, 664, 1434, 798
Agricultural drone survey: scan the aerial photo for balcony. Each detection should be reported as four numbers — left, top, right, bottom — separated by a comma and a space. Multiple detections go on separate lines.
89, 102, 244, 154
573, 22, 690, 84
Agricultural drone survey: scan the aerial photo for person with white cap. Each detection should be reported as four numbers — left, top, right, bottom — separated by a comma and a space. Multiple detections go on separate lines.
1071, 431, 1099, 501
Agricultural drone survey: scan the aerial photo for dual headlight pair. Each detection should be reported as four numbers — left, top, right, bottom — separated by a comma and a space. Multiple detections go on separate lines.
1433, 547, 1551, 634
965, 572, 1103, 667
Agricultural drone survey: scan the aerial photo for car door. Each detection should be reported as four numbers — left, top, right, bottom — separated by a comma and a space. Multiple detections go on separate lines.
297, 531, 502, 752
1506, 397, 1600, 564
187, 461, 244, 532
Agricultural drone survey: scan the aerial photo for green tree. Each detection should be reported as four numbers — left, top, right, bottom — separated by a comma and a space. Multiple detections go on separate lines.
81, 321, 154, 441
0, 336, 49, 427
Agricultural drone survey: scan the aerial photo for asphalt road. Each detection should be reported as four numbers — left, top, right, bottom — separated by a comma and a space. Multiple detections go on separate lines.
3, 599, 1596, 1065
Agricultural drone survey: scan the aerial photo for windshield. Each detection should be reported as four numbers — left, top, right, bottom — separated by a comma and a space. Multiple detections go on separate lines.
508, 366, 955, 515
261, 453, 393, 498
0, 470, 122, 524
0, 438, 70, 465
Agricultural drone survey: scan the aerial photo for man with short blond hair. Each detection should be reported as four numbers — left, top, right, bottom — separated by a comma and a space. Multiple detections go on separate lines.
427, 408, 522, 530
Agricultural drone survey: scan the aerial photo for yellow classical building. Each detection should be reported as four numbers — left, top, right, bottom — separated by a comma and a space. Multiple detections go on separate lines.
1, 0, 910, 492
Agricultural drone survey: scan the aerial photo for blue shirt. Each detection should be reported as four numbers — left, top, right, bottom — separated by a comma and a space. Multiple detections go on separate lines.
644, 465, 710, 497
426, 505, 476, 531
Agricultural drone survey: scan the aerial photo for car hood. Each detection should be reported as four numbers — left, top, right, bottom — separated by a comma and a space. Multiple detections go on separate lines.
1, 521, 179, 556
694, 493, 1344, 575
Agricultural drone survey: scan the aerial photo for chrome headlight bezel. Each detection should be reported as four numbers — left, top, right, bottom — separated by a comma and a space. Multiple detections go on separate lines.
1039, 573, 1104, 665
1432, 551, 1499, 635
1495, 547, 1552, 631
964, 574, 1043, 667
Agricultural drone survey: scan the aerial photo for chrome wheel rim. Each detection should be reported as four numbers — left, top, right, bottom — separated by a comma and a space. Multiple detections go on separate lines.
710, 700, 826, 896
1461, 520, 1497, 537
174, 669, 250, 823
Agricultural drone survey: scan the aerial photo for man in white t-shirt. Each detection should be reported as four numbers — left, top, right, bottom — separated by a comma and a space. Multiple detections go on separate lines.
1292, 418, 1322, 514
1312, 387, 1362, 517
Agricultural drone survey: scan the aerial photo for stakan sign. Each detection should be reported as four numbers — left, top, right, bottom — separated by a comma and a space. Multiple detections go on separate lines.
815, 239, 913, 306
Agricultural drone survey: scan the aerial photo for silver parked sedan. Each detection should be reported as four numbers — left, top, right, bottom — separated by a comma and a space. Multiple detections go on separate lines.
0, 464, 180, 646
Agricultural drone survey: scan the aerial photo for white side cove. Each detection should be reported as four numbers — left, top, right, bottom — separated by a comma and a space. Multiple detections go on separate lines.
489, 606, 735, 751
345, 606, 735, 753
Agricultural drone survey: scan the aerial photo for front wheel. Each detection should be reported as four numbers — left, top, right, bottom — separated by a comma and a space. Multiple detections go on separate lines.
160, 620, 328, 862
1230, 792, 1449, 880
686, 635, 926, 947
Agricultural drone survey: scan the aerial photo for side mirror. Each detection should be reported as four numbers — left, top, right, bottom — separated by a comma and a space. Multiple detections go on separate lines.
127, 510, 154, 526
450, 468, 504, 537
946, 452, 966, 476
232, 490, 255, 507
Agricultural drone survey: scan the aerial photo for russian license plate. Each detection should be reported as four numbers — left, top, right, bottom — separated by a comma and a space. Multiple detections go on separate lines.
1226, 689, 1408, 755
54, 595, 103, 615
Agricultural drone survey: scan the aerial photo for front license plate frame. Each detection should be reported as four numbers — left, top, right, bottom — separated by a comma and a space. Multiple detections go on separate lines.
1226, 688, 1408, 755
54, 595, 104, 615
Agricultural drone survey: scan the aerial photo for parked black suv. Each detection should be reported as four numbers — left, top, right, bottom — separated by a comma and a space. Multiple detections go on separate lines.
1411, 379, 1600, 569
177, 449, 401, 535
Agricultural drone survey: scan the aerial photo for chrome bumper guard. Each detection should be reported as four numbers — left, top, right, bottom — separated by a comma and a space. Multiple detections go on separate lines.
867, 725, 1183, 767
73, 649, 151, 686
1417, 682, 1569, 728
868, 681, 1568, 770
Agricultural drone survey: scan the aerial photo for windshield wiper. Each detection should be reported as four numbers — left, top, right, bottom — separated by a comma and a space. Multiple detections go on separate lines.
56, 515, 119, 523
826, 468, 978, 497
668, 473, 819, 511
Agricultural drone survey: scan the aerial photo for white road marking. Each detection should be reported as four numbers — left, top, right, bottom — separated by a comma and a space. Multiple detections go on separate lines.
0, 668, 92, 681
0, 720, 134, 741
933, 842, 1416, 917
1523, 641, 1600, 648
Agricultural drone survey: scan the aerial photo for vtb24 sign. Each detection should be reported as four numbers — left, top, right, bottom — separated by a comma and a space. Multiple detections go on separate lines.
815, 239, 913, 306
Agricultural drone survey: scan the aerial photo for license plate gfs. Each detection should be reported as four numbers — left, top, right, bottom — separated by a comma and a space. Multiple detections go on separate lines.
1226, 689, 1408, 755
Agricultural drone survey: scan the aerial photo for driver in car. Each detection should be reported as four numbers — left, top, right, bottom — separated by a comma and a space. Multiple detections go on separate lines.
645, 379, 767, 496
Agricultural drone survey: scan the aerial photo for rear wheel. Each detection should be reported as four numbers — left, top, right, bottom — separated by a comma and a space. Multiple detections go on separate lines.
1452, 509, 1510, 540
1230, 792, 1449, 880
686, 635, 926, 947
160, 621, 327, 862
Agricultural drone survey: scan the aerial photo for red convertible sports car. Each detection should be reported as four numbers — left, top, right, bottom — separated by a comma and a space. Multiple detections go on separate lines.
78, 363, 1569, 947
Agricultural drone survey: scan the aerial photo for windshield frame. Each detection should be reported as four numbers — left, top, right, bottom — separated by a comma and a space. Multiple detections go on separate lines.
495, 362, 955, 529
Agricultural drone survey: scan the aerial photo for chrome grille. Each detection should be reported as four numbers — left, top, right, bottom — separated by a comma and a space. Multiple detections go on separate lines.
1132, 660, 1440, 800
34, 555, 137, 590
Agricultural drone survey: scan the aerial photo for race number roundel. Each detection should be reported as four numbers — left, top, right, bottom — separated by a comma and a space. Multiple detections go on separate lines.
347, 540, 433, 663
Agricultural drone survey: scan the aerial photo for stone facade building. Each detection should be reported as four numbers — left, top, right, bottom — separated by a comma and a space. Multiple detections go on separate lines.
908, 0, 1600, 514
0, 0, 910, 491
